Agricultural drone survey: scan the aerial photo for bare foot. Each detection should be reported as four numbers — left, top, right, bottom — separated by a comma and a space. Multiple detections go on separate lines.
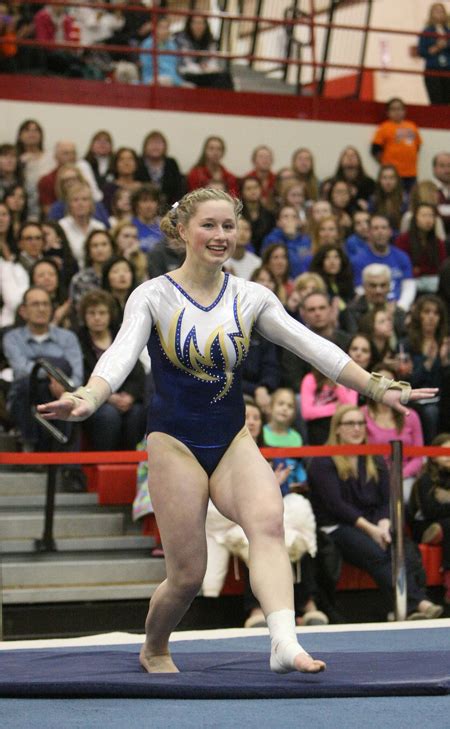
139, 645, 179, 673
293, 652, 326, 673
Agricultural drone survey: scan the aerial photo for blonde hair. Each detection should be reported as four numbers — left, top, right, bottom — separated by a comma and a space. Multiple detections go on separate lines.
269, 387, 296, 426
408, 180, 439, 210
327, 404, 379, 483
159, 187, 242, 249
55, 164, 86, 200
293, 272, 327, 295
310, 214, 340, 255
66, 181, 94, 216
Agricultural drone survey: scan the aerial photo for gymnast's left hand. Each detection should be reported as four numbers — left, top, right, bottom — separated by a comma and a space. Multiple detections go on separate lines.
37, 394, 93, 422
381, 387, 438, 416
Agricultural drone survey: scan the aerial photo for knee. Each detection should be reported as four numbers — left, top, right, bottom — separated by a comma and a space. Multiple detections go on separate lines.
169, 564, 206, 599
246, 506, 285, 543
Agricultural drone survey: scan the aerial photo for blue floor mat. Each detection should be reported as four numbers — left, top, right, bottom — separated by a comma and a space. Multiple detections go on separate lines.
1, 647, 450, 698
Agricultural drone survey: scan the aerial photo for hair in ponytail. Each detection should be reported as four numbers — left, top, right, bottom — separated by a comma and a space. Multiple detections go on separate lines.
160, 187, 242, 249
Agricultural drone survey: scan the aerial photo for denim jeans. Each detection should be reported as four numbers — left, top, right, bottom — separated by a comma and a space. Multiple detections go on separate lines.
331, 524, 427, 614
83, 401, 146, 451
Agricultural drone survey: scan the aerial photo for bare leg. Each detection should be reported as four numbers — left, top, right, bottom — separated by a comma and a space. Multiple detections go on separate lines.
210, 428, 325, 674
140, 433, 209, 673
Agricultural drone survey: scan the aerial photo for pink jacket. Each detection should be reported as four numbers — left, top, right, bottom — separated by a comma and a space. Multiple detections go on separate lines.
362, 405, 424, 479
300, 373, 357, 421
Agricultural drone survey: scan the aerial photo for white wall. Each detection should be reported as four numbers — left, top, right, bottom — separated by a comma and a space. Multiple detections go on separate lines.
240, 0, 448, 104
1, 98, 448, 181
367, 0, 440, 104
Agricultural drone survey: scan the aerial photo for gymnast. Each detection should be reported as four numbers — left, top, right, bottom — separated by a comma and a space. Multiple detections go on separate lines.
38, 187, 438, 675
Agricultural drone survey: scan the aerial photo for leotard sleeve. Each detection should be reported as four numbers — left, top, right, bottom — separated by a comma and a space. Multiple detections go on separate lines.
91, 282, 155, 392
251, 283, 351, 383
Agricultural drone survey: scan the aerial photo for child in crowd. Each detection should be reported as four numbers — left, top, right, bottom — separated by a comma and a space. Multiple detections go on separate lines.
263, 388, 307, 495
371, 98, 422, 192
225, 216, 261, 280
261, 205, 311, 277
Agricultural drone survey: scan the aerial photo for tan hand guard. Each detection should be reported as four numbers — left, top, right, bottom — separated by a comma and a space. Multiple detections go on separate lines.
363, 372, 412, 405
61, 386, 100, 419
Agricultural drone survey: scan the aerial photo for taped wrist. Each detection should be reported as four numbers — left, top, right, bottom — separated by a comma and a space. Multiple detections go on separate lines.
363, 372, 411, 405
61, 386, 100, 411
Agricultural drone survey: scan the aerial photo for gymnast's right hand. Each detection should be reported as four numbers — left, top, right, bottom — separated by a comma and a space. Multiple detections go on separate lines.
37, 393, 94, 422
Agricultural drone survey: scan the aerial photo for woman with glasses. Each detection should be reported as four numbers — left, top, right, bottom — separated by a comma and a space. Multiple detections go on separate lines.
307, 404, 442, 620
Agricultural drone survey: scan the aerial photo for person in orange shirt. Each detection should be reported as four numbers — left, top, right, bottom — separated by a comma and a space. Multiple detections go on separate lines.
371, 98, 422, 193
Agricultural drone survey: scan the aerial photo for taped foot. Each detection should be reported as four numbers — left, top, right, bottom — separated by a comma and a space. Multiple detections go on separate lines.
139, 646, 179, 673
270, 641, 326, 674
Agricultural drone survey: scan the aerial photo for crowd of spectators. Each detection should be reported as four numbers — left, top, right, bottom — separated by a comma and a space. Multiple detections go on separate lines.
1, 102, 450, 614
0, 6, 233, 88
1, 104, 450, 450
0, 3, 448, 102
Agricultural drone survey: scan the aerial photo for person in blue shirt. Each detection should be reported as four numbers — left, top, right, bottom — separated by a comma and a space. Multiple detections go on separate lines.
131, 184, 164, 254
418, 2, 450, 105
3, 286, 83, 451
260, 205, 311, 278
351, 214, 416, 311
140, 16, 183, 86
345, 209, 370, 261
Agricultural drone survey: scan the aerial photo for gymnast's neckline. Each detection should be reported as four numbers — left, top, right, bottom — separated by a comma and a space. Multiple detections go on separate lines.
164, 272, 230, 312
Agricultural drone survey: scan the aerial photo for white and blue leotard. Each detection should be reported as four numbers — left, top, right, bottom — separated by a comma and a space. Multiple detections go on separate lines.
92, 273, 350, 474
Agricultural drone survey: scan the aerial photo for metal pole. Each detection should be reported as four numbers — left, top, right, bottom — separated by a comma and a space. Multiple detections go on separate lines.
317, 0, 337, 95
30, 359, 73, 554
354, 0, 373, 99
35, 464, 58, 553
249, 0, 263, 69
390, 440, 407, 621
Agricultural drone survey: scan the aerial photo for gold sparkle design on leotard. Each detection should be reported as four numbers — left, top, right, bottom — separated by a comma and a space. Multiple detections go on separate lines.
155, 294, 252, 401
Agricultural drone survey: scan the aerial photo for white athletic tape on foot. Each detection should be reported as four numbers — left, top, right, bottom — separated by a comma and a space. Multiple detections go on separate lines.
266, 608, 307, 674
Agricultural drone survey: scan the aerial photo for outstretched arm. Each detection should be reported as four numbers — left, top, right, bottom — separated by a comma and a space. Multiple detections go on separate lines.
37, 284, 154, 422
336, 359, 437, 415
252, 285, 438, 415
37, 375, 112, 422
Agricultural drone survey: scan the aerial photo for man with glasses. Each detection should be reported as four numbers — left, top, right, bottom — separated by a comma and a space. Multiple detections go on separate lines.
16, 222, 45, 273
3, 287, 83, 464
340, 263, 407, 337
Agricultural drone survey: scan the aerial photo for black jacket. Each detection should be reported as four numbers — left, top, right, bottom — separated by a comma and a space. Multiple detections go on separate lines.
135, 157, 186, 207
79, 328, 146, 402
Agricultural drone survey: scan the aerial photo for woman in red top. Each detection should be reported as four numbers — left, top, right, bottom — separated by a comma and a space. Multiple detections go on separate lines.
395, 203, 447, 292
187, 136, 238, 195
